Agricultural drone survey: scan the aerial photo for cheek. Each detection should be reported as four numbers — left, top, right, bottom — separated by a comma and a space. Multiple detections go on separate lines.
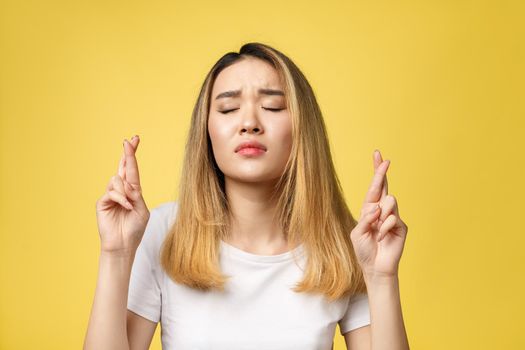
273, 116, 293, 152
208, 117, 225, 146
208, 116, 234, 157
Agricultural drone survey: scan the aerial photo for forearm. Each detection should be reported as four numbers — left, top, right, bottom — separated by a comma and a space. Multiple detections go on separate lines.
365, 274, 409, 350
84, 251, 136, 350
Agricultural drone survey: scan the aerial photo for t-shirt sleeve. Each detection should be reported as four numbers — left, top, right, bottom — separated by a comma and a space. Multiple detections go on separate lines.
338, 292, 371, 335
127, 206, 164, 323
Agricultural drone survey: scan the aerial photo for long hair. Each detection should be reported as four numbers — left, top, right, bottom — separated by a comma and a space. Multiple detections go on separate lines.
160, 42, 367, 302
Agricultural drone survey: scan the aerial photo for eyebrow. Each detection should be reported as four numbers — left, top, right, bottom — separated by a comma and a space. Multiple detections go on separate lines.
214, 88, 285, 100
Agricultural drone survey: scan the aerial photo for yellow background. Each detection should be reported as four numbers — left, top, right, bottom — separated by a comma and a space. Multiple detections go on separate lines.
1, 0, 524, 349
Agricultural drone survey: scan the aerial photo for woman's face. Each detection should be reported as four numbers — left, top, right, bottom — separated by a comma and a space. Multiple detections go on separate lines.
208, 57, 292, 184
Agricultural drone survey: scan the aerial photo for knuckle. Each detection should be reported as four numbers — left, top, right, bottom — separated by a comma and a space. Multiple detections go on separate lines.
110, 175, 120, 185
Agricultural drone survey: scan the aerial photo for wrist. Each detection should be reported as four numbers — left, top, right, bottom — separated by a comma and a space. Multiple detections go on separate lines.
97, 249, 136, 280
363, 271, 399, 287
100, 248, 137, 262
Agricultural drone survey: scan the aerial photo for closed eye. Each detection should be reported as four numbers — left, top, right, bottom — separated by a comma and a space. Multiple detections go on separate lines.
262, 107, 285, 112
219, 108, 239, 114
219, 107, 285, 114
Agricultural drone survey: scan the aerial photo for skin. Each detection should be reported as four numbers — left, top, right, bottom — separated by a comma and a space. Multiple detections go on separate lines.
345, 151, 410, 350
85, 136, 156, 350
208, 56, 409, 349
85, 56, 409, 350
208, 56, 294, 254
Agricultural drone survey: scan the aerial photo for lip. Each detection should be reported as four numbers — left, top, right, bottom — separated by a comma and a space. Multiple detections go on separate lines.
238, 147, 266, 156
235, 140, 267, 153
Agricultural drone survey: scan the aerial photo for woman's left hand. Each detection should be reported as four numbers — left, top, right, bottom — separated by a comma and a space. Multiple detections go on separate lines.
350, 150, 408, 280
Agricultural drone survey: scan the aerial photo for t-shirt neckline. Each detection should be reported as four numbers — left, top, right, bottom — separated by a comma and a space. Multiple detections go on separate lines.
219, 240, 305, 263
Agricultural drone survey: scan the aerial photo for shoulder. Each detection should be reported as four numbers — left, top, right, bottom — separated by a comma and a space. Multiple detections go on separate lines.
139, 201, 179, 257
151, 200, 178, 225
148, 201, 179, 233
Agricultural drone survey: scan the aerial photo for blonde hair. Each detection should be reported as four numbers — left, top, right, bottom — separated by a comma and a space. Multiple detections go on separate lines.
160, 42, 366, 302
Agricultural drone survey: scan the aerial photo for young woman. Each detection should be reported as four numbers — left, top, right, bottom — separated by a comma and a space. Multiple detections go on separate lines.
84, 42, 409, 350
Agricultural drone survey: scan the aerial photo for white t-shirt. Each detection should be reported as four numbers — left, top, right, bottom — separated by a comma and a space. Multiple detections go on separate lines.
127, 201, 371, 350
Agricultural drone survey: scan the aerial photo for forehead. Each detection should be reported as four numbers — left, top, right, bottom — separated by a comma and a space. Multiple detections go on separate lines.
212, 57, 283, 95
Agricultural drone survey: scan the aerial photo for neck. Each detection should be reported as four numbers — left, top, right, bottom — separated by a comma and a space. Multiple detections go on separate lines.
224, 177, 289, 253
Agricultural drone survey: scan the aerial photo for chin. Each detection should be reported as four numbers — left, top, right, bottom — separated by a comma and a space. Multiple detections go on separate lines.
226, 172, 281, 184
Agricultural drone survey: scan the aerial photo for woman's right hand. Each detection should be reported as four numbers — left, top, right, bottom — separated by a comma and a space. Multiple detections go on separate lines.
95, 135, 150, 256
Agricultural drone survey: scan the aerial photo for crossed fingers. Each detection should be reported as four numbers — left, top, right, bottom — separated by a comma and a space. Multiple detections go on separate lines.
358, 150, 405, 242
107, 136, 141, 194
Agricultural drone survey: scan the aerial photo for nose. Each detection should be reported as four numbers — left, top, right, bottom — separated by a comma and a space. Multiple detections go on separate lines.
239, 103, 263, 135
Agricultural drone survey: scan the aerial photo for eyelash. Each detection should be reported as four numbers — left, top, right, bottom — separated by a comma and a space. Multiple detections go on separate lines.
219, 107, 285, 114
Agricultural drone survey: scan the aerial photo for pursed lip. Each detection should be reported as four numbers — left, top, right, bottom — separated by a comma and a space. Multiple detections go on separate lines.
235, 140, 267, 152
